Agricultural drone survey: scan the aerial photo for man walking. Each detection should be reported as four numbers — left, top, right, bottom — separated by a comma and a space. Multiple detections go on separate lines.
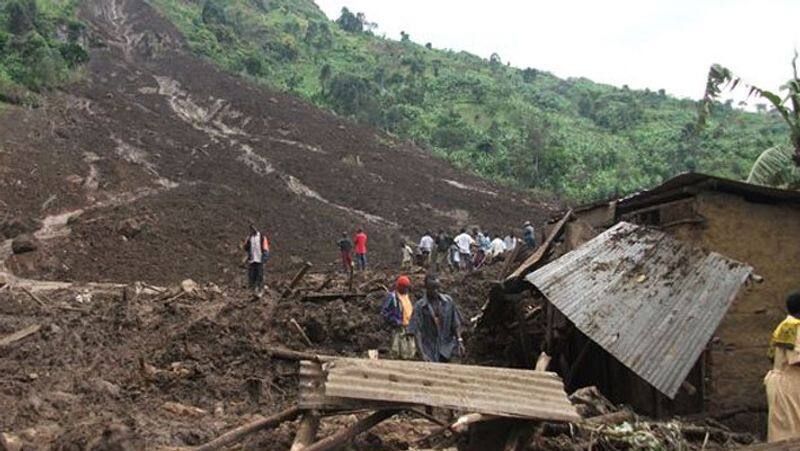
338, 232, 353, 272
408, 273, 464, 363
353, 227, 368, 270
380, 275, 416, 360
453, 228, 475, 272
765, 292, 800, 442
242, 224, 270, 297
418, 231, 435, 267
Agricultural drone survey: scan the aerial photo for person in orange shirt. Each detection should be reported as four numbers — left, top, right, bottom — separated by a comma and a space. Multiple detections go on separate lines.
353, 228, 368, 270
380, 276, 416, 359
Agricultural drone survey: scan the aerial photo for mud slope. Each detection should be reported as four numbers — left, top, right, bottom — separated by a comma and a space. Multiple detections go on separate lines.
0, 0, 552, 285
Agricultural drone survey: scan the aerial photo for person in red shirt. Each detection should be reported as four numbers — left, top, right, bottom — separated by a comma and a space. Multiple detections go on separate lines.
353, 227, 368, 270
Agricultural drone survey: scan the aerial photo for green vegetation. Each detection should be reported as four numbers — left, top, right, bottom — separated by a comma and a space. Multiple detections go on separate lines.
0, 0, 88, 105
149, 0, 788, 200
700, 54, 800, 189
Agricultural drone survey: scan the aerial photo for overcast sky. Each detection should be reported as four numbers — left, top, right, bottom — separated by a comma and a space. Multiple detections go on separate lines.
315, 0, 799, 101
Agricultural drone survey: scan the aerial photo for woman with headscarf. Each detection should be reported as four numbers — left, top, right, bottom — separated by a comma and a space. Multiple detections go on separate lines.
765, 292, 800, 442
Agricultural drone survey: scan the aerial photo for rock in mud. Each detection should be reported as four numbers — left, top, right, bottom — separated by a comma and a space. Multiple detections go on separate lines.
11, 234, 39, 254
116, 218, 144, 239
1, 432, 23, 451
180, 279, 199, 294
0, 216, 40, 240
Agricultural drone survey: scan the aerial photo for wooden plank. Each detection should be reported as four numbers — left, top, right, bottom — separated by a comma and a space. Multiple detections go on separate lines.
281, 262, 313, 299
193, 406, 301, 451
506, 210, 572, 282
303, 410, 398, 451
0, 324, 41, 348
301, 292, 366, 302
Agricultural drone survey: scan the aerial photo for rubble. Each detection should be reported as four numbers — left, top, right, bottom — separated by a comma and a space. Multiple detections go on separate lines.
10, 234, 38, 254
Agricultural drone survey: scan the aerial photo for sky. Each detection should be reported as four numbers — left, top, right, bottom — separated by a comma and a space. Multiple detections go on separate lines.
315, 0, 800, 102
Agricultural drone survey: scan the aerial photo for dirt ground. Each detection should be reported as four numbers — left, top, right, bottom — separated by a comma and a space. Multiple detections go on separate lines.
0, 0, 555, 287
0, 263, 511, 450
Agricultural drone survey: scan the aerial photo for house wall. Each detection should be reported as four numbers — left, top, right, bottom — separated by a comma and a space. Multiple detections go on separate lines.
684, 192, 800, 419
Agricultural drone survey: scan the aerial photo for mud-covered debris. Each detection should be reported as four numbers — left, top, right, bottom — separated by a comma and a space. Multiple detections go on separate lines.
0, 217, 40, 240
11, 234, 38, 254
116, 218, 144, 239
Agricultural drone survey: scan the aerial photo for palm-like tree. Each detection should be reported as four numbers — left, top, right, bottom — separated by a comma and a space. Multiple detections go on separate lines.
699, 52, 800, 187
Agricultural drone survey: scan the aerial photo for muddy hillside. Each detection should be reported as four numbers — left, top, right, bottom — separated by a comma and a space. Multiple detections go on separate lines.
0, 0, 553, 286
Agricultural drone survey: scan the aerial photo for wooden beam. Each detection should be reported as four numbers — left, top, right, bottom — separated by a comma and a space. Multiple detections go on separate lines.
506, 210, 572, 282
264, 346, 333, 363
301, 292, 366, 302
303, 410, 398, 451
282, 262, 313, 299
0, 324, 41, 348
193, 406, 301, 451
289, 318, 314, 347
290, 411, 321, 451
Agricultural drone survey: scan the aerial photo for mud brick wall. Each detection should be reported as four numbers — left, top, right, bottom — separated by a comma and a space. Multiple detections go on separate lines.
663, 192, 800, 435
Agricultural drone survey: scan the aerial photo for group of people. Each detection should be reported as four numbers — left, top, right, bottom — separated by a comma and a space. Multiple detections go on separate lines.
337, 228, 369, 272
242, 221, 538, 295
406, 221, 538, 272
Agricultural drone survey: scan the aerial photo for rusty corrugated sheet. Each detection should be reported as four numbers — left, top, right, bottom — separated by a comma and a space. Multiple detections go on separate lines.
526, 221, 753, 399
323, 358, 580, 422
298, 360, 410, 411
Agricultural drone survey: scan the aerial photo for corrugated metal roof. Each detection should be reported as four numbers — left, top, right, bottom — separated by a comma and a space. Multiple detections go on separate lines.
323, 358, 580, 422
574, 172, 800, 216
298, 360, 411, 411
526, 222, 753, 399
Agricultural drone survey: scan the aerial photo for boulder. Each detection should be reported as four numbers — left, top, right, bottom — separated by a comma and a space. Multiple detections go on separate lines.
180, 279, 198, 294
11, 234, 38, 254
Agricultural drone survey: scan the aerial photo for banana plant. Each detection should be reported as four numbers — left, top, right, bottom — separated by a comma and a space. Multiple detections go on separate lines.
698, 52, 800, 183
747, 145, 800, 189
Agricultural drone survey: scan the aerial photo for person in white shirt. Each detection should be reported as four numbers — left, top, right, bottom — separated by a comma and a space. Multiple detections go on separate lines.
401, 241, 414, 269
418, 231, 435, 266
489, 234, 507, 263
504, 232, 518, 251
453, 228, 475, 271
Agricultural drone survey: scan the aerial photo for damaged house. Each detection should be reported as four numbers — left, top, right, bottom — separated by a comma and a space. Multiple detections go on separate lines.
479, 173, 800, 435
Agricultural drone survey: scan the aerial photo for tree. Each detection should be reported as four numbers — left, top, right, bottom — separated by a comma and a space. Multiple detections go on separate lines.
699, 53, 800, 168
747, 145, 800, 188
489, 52, 502, 69
6, 0, 38, 35
336, 7, 363, 33
318, 63, 331, 95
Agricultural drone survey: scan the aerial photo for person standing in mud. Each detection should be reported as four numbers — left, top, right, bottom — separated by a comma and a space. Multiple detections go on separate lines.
434, 229, 452, 271
338, 232, 353, 272
453, 228, 475, 272
380, 275, 416, 359
408, 273, 464, 363
765, 292, 800, 442
353, 227, 368, 271
242, 224, 270, 297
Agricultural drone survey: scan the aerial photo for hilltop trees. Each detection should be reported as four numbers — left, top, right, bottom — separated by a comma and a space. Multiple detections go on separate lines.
0, 0, 88, 101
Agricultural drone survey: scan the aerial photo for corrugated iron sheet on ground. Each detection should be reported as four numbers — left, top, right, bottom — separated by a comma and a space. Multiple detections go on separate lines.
526, 221, 752, 399
298, 360, 411, 411
323, 358, 580, 422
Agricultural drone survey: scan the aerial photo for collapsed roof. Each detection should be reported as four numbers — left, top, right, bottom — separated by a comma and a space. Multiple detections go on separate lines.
526, 222, 753, 398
